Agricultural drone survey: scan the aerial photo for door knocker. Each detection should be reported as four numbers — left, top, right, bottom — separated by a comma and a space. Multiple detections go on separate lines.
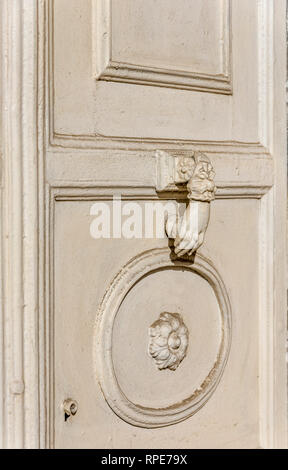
156, 150, 216, 257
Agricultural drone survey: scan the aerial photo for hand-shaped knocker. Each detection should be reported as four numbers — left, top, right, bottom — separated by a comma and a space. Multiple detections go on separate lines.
165, 152, 216, 257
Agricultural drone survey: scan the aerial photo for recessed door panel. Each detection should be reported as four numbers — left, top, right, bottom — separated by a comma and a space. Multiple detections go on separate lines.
53, 198, 259, 448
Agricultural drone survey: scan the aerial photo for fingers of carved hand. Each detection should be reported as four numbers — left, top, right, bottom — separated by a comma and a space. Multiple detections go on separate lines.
174, 232, 200, 256
166, 201, 210, 257
186, 231, 205, 256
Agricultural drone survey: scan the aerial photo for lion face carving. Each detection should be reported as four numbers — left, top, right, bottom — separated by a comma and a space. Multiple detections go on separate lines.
148, 312, 189, 371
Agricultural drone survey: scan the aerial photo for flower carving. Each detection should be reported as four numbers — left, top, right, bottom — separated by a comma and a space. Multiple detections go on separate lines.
176, 156, 195, 182
148, 312, 189, 371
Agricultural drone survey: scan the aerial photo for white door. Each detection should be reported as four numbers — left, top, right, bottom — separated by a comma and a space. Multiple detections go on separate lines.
1, 0, 287, 449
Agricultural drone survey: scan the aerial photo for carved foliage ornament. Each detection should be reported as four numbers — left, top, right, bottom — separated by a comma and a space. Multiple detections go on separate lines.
148, 312, 189, 371
186, 152, 216, 202
156, 149, 216, 200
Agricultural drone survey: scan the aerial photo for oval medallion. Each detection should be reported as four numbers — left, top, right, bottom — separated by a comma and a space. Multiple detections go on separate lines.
93, 248, 231, 428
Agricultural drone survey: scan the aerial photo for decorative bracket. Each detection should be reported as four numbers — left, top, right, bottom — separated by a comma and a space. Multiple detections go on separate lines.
156, 150, 216, 257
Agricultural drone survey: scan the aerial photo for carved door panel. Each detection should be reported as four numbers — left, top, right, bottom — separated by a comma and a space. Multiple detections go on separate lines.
47, 0, 287, 448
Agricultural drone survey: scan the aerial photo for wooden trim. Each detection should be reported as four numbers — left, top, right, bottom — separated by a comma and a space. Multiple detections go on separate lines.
258, 0, 287, 449
1, 0, 44, 448
92, 0, 232, 94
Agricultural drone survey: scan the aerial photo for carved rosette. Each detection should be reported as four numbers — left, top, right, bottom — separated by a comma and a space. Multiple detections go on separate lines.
148, 312, 189, 371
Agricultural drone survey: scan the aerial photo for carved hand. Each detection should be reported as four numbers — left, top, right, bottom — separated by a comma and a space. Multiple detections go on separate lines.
166, 152, 216, 258
172, 201, 210, 257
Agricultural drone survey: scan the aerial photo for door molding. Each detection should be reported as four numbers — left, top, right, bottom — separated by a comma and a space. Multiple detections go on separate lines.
94, 247, 232, 428
1, 0, 45, 448
92, 0, 232, 94
47, 0, 268, 151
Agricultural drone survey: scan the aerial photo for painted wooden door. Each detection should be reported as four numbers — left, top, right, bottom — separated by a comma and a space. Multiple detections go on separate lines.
1, 0, 287, 449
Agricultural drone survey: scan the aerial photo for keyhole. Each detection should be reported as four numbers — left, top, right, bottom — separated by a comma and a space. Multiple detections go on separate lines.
63, 398, 78, 421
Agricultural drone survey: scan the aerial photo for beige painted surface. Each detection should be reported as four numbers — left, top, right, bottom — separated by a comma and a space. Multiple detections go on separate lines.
54, 199, 259, 448
0, 0, 287, 448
